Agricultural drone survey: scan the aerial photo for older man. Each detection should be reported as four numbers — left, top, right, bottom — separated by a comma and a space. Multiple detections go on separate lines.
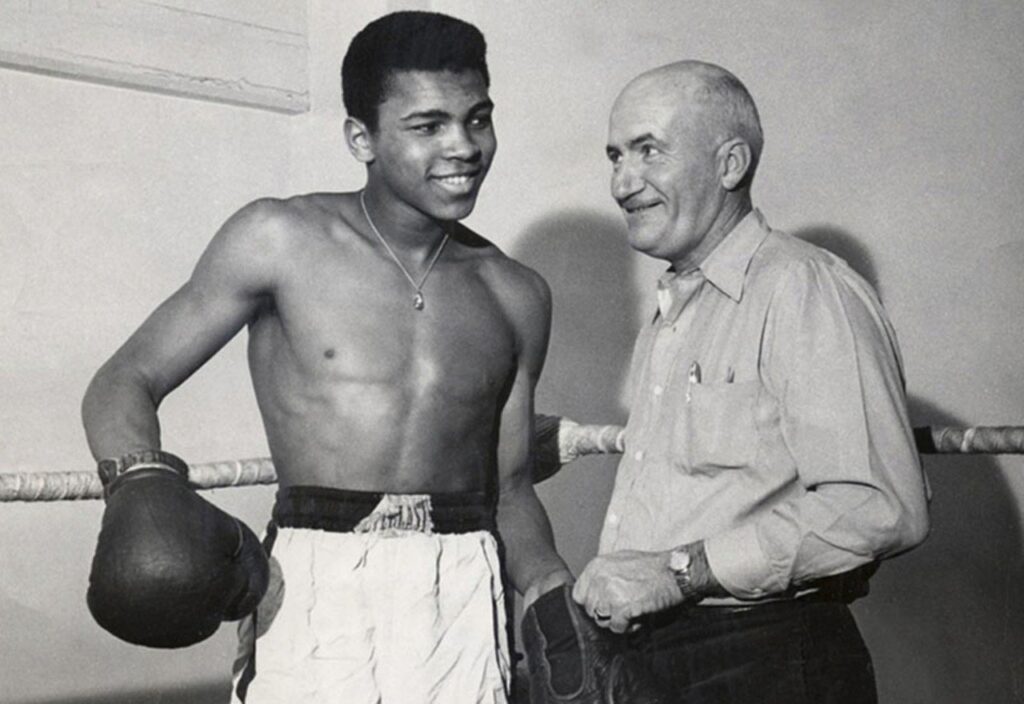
571, 61, 930, 703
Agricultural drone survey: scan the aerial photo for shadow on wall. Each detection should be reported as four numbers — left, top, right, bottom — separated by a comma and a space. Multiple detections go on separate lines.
14, 682, 230, 704
794, 223, 881, 295
861, 396, 1024, 704
509, 209, 641, 574
797, 223, 1024, 703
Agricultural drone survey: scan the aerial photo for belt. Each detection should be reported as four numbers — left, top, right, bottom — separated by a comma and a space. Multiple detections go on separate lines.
272, 485, 497, 534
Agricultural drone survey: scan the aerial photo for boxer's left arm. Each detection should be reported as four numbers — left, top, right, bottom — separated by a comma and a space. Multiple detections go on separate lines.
493, 265, 573, 607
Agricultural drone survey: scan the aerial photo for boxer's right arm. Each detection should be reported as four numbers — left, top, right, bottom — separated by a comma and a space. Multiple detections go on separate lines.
81, 200, 293, 647
82, 199, 289, 458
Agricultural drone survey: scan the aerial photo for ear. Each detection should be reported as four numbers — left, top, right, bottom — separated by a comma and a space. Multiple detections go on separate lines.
719, 138, 752, 191
344, 116, 375, 164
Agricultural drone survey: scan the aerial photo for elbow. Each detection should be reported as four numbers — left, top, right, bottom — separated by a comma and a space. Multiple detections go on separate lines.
81, 362, 114, 427
81, 359, 160, 434
901, 497, 931, 551
82, 361, 131, 420
869, 490, 931, 558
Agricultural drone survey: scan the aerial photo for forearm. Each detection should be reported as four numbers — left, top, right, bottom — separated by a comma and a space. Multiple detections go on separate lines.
495, 480, 573, 606
82, 362, 163, 460
705, 482, 929, 599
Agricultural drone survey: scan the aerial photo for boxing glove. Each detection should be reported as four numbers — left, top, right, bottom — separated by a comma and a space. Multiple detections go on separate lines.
522, 584, 669, 703
87, 450, 269, 649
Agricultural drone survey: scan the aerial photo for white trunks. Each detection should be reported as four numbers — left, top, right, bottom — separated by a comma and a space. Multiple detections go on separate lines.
232, 487, 511, 704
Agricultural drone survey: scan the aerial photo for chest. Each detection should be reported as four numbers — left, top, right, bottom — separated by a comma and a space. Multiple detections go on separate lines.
263, 247, 518, 399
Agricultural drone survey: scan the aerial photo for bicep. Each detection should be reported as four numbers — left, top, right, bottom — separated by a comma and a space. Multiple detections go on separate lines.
496, 270, 552, 490
104, 202, 283, 400
111, 279, 261, 400
768, 264, 915, 489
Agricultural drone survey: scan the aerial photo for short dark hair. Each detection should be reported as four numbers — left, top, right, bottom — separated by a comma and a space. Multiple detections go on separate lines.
342, 11, 489, 132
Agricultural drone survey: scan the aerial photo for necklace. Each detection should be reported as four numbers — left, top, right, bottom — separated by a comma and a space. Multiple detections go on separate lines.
360, 191, 449, 311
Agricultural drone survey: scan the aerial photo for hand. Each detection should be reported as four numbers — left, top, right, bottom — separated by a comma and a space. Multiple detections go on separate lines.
88, 453, 269, 648
521, 584, 670, 703
572, 550, 683, 633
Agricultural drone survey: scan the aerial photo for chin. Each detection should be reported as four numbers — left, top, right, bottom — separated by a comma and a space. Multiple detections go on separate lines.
432, 194, 480, 222
626, 227, 663, 256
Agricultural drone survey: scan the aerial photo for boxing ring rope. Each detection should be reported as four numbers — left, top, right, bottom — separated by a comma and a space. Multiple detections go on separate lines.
2, 417, 1023, 502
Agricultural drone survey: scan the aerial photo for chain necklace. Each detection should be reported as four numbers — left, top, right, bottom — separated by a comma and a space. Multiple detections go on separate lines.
360, 191, 449, 311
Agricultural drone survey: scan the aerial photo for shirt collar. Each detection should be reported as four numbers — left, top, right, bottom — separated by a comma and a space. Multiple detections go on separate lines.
699, 208, 770, 302
653, 209, 770, 323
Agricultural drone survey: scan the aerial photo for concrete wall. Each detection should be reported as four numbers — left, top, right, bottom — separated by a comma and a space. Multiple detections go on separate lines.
2, 1, 1022, 702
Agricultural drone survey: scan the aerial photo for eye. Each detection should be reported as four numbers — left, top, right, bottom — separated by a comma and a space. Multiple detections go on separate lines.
641, 143, 660, 158
411, 122, 441, 135
469, 113, 493, 130
606, 150, 622, 166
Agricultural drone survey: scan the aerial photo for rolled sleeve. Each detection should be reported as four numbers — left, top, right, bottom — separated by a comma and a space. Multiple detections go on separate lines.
704, 523, 782, 599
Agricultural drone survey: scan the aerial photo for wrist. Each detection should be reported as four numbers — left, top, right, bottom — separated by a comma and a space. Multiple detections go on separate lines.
667, 541, 726, 602
98, 450, 189, 496
523, 567, 573, 610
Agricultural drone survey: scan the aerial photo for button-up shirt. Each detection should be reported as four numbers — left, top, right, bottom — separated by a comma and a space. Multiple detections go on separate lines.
599, 209, 930, 603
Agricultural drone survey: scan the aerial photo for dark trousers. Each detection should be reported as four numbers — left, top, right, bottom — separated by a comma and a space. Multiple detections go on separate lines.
631, 600, 877, 704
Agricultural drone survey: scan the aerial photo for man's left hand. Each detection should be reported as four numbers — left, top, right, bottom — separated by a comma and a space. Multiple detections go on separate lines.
572, 550, 682, 633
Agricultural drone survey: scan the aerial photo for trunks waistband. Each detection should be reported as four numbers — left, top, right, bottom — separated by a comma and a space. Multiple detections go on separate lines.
272, 485, 496, 535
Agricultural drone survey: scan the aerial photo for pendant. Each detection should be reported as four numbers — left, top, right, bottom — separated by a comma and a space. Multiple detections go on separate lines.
413, 292, 425, 310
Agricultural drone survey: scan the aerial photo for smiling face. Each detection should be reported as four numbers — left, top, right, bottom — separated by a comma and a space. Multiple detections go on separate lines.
606, 74, 727, 269
358, 69, 496, 227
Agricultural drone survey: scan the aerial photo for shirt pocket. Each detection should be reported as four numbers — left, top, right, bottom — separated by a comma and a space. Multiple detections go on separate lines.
679, 380, 760, 472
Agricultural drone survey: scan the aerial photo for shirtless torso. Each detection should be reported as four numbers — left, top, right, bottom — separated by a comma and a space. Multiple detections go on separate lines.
243, 193, 540, 493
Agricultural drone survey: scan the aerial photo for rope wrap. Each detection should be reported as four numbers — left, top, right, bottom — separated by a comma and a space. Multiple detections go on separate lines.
1, 458, 277, 502
926, 425, 1024, 454
3, 421, 1022, 501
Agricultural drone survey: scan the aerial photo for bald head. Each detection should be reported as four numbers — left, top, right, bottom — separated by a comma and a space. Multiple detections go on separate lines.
606, 61, 763, 268
615, 61, 763, 183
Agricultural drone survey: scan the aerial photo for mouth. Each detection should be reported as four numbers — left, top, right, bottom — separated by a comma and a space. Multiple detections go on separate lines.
622, 201, 661, 216
431, 172, 480, 194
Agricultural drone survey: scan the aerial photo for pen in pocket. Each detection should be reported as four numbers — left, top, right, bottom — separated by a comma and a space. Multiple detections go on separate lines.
686, 361, 701, 402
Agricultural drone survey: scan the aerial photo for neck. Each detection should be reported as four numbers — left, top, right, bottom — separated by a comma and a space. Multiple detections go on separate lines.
359, 187, 448, 258
672, 192, 752, 272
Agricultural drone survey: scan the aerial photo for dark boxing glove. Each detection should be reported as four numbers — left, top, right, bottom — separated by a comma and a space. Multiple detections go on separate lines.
522, 584, 669, 704
87, 450, 269, 648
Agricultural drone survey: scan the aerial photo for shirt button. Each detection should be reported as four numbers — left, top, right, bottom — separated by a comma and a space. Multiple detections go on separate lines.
634, 450, 645, 461
606, 513, 620, 526
653, 385, 664, 397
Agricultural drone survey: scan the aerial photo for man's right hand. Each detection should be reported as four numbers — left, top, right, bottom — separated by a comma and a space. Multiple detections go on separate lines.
521, 584, 669, 703
87, 451, 269, 648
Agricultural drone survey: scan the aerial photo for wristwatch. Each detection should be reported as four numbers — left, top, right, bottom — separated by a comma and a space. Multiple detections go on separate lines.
668, 546, 701, 603
97, 449, 189, 487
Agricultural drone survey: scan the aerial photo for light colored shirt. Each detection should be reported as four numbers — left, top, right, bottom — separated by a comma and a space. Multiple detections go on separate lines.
599, 209, 930, 603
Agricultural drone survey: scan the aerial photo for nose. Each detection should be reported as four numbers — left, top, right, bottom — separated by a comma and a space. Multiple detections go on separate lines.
443, 124, 482, 162
611, 158, 643, 203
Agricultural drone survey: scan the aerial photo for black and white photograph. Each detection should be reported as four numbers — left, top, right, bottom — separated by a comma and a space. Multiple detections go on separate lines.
1, 2, 1022, 702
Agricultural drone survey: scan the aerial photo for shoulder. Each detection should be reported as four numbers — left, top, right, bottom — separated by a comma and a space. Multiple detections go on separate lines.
754, 228, 896, 342
753, 228, 879, 305
216, 193, 343, 248
468, 234, 550, 315
452, 224, 551, 341
202, 192, 359, 265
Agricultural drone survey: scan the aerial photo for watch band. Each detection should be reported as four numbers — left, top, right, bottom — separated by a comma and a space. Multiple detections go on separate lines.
670, 547, 701, 603
97, 449, 189, 487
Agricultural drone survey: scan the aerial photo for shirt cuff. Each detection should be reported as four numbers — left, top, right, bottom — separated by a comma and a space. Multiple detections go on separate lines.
703, 524, 781, 600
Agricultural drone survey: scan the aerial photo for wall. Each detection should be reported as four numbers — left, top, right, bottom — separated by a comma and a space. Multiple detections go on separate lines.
0, 1, 387, 700
1, 1, 1022, 702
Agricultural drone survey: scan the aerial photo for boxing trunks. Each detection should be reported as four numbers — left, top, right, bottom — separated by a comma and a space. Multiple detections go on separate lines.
232, 486, 510, 704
